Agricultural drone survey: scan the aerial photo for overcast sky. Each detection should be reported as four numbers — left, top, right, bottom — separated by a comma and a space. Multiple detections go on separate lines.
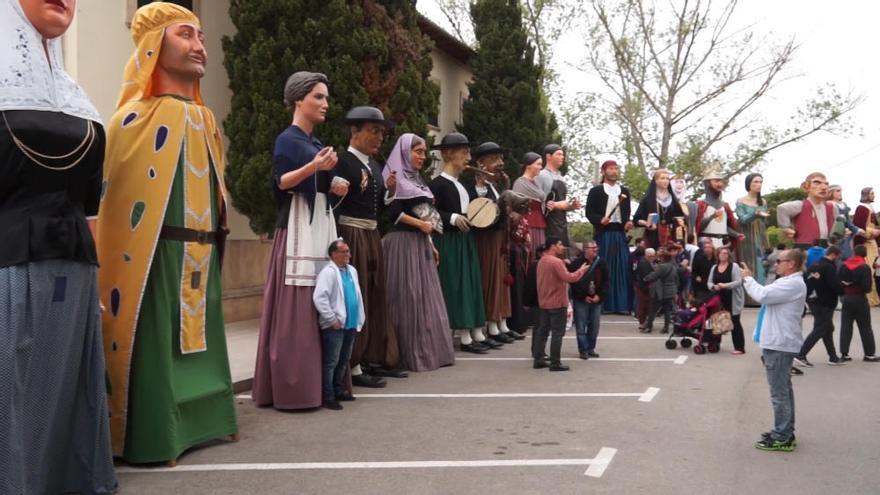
418, 0, 880, 208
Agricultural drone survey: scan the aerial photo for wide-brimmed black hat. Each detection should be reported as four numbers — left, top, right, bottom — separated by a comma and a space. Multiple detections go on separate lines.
344, 106, 395, 128
472, 141, 507, 160
431, 132, 470, 150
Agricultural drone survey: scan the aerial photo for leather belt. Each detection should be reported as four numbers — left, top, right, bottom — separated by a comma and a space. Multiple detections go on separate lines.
159, 225, 219, 244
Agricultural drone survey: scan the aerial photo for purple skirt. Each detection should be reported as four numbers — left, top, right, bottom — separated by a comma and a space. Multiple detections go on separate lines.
383, 231, 455, 372
252, 228, 323, 410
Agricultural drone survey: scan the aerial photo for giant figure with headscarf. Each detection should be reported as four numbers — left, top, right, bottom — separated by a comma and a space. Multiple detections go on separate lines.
97, 2, 238, 464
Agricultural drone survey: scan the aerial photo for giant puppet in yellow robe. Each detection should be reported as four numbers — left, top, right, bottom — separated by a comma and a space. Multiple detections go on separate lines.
96, 2, 237, 462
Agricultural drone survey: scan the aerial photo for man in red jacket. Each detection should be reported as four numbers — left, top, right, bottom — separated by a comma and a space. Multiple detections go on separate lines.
533, 237, 588, 371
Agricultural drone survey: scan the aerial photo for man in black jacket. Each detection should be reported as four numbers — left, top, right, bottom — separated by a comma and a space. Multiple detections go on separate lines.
569, 240, 610, 359
838, 244, 880, 362
794, 245, 844, 367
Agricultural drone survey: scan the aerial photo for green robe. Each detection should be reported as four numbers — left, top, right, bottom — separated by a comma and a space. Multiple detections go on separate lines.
122, 153, 237, 463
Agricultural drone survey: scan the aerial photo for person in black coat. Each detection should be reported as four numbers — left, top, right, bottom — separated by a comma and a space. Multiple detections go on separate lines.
634, 248, 656, 330
691, 239, 716, 302
794, 245, 844, 366
838, 244, 880, 362
569, 240, 610, 359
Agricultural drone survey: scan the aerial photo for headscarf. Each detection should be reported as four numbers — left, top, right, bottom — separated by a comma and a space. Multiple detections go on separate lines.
283, 71, 329, 111
642, 169, 678, 210
117, 2, 202, 108
0, 0, 101, 122
383, 133, 433, 200
744, 173, 764, 205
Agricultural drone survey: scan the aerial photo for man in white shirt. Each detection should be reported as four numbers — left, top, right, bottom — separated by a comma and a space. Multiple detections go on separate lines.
741, 249, 807, 452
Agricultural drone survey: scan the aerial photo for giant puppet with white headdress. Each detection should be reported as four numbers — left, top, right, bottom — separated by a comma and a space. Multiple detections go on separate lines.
96, 1, 238, 464
1, 0, 116, 491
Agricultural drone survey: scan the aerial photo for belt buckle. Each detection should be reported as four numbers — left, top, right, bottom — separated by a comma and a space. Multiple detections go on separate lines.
196, 230, 209, 244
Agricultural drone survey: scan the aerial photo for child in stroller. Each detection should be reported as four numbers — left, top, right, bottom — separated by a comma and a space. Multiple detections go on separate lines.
665, 293, 723, 354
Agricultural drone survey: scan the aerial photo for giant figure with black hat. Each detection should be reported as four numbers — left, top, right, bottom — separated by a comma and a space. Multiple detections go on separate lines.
329, 106, 407, 387
428, 133, 491, 353
468, 142, 524, 345
585, 160, 634, 313
538, 144, 581, 247
694, 160, 743, 254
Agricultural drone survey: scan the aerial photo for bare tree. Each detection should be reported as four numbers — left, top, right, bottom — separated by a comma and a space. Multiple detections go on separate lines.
573, 0, 861, 191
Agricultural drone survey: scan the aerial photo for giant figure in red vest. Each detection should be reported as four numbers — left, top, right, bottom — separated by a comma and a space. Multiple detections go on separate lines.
777, 172, 837, 250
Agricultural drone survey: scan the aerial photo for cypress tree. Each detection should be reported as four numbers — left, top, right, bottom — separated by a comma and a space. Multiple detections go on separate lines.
223, 0, 438, 234
458, 0, 559, 180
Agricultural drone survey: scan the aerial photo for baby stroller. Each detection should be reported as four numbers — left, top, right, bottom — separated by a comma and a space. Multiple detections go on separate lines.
665, 294, 724, 355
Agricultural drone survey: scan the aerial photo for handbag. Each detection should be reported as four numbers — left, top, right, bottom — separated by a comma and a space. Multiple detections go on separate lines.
709, 310, 735, 335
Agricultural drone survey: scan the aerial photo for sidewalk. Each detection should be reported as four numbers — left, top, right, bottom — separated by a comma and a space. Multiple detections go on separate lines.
225, 319, 260, 393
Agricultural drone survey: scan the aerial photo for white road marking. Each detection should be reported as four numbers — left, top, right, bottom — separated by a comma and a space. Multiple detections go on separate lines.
456, 357, 685, 363
584, 447, 618, 477
237, 389, 659, 401
638, 387, 661, 403
566, 336, 668, 340
116, 446, 619, 478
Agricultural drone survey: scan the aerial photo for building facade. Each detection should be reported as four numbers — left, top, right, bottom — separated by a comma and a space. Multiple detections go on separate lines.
63, 0, 473, 321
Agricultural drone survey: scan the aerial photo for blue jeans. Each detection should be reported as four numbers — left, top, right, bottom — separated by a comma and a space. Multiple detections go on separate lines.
762, 349, 796, 441
572, 299, 601, 354
321, 329, 356, 402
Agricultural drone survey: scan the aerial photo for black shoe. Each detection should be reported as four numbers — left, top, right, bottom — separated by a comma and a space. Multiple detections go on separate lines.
461, 344, 489, 354
549, 363, 570, 372
490, 333, 515, 344
641, 327, 653, 333
533, 360, 550, 369
587, 351, 600, 358
827, 357, 845, 366
840, 355, 853, 362
579, 352, 589, 360
352, 374, 387, 388
480, 339, 503, 349
755, 436, 796, 452
507, 331, 526, 341
660, 327, 669, 334
760, 432, 797, 446
864, 355, 880, 362
322, 400, 343, 411
336, 392, 356, 402
793, 356, 813, 368
367, 367, 409, 378
790, 367, 804, 376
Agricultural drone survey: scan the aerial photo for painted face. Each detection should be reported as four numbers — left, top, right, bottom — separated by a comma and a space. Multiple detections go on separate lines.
655, 171, 670, 190
830, 189, 842, 202
158, 23, 207, 81
749, 175, 763, 194
410, 140, 427, 171
603, 163, 620, 182
708, 179, 726, 194
19, 0, 75, 39
671, 178, 686, 196
296, 82, 329, 124
526, 158, 542, 175
350, 122, 386, 157
547, 150, 565, 168
479, 153, 504, 173
805, 174, 828, 200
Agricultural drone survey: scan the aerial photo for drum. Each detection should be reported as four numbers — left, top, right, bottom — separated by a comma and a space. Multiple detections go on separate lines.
467, 197, 500, 228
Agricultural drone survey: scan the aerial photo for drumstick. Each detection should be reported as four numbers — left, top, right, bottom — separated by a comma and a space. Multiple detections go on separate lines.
465, 165, 496, 177
467, 200, 492, 223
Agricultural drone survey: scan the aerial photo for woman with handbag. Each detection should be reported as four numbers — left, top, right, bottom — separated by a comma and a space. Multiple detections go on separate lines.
708, 247, 746, 354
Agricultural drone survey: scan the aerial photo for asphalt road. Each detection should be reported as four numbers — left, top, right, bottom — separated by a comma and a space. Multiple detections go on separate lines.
116, 308, 880, 495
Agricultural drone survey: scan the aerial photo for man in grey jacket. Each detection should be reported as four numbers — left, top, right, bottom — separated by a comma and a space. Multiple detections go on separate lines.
742, 249, 807, 452
313, 240, 366, 410
643, 248, 678, 334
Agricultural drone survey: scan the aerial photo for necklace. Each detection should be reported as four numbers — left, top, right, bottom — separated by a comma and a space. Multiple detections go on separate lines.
2, 111, 96, 171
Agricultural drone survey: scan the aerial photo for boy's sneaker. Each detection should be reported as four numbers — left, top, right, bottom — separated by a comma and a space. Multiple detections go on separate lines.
790, 367, 804, 376
828, 356, 846, 366
793, 356, 813, 368
761, 432, 796, 446
864, 355, 880, 362
840, 355, 853, 362
756, 436, 796, 452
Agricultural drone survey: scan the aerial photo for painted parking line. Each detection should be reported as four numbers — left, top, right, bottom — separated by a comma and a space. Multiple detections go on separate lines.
456, 356, 688, 365
116, 446, 619, 478
237, 388, 659, 402
568, 336, 669, 340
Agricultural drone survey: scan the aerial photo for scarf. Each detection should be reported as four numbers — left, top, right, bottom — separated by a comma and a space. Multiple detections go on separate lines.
383, 133, 433, 200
